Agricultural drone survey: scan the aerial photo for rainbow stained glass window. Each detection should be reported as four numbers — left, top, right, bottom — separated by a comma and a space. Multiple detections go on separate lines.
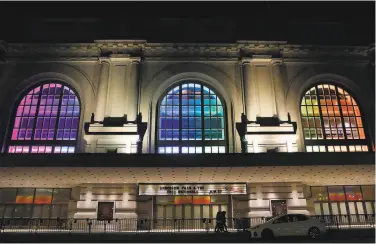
157, 82, 226, 154
7, 83, 80, 153
301, 84, 369, 152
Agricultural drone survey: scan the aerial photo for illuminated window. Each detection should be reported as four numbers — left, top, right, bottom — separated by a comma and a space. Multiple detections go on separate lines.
301, 84, 369, 152
157, 82, 226, 154
7, 83, 80, 153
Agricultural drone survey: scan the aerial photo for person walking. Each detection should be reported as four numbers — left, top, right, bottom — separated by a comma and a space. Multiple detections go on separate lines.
222, 211, 228, 232
215, 211, 222, 233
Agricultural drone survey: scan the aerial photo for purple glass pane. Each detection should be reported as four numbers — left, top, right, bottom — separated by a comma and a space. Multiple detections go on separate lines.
34, 130, 41, 140
40, 95, 47, 105
62, 95, 68, 105
70, 130, 77, 140
18, 129, 26, 139
38, 106, 45, 116
21, 118, 28, 129
41, 130, 48, 140
25, 130, 32, 140
166, 118, 173, 129
58, 118, 65, 129
14, 118, 21, 128
36, 118, 43, 129
71, 118, 79, 129
45, 106, 52, 116
57, 130, 63, 140
42, 118, 50, 129
23, 106, 30, 116
49, 117, 56, 129
73, 106, 80, 116
30, 106, 37, 116
16, 106, 24, 116
63, 130, 70, 140
47, 96, 54, 105
65, 118, 72, 128
27, 118, 34, 128
60, 106, 66, 116
48, 131, 55, 140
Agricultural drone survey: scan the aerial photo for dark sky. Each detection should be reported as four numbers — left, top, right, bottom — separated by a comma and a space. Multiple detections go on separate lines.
0, 1, 374, 45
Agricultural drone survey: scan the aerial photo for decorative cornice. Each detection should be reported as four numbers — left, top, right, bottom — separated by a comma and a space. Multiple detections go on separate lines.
1, 40, 373, 61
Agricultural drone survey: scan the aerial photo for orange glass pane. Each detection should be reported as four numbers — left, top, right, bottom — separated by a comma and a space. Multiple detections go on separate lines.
193, 196, 211, 205
354, 106, 361, 116
34, 195, 52, 204
356, 117, 363, 127
16, 195, 33, 204
359, 128, 365, 139
321, 107, 328, 116
174, 196, 192, 204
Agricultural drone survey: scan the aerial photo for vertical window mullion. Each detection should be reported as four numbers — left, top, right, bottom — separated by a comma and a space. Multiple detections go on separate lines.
30, 86, 43, 146
336, 86, 348, 142
53, 85, 64, 149
315, 85, 327, 146
179, 84, 182, 153
201, 84, 205, 151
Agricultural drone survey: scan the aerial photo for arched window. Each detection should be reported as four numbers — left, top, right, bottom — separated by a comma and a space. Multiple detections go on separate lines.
157, 81, 227, 154
301, 84, 369, 152
6, 83, 80, 153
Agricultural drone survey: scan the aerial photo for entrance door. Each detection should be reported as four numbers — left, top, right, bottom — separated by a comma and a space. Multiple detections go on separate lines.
271, 200, 287, 217
97, 202, 114, 220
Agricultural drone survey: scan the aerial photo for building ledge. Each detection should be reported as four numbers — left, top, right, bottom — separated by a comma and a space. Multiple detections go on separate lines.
0, 152, 374, 168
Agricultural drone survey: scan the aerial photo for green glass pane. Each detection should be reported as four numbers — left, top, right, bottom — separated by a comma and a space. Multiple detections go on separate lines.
217, 106, 224, 116
211, 129, 218, 140
204, 118, 210, 128
210, 106, 217, 116
301, 98, 306, 105
195, 118, 202, 128
210, 98, 217, 105
204, 129, 211, 140
301, 107, 307, 116
218, 129, 224, 140
218, 118, 224, 129
307, 107, 313, 116
204, 106, 210, 116
216, 97, 222, 105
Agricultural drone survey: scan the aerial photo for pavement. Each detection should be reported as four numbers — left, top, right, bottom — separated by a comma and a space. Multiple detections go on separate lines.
0, 229, 374, 243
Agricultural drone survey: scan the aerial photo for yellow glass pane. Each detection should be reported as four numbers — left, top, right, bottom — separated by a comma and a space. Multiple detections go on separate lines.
301, 107, 307, 116
313, 106, 320, 116
307, 107, 313, 116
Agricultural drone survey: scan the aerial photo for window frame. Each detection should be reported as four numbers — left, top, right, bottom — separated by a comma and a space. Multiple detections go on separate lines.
4, 81, 82, 153
155, 81, 228, 154
300, 83, 371, 152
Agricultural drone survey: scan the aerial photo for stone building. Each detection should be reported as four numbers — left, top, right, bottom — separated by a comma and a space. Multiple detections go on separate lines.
0, 39, 374, 229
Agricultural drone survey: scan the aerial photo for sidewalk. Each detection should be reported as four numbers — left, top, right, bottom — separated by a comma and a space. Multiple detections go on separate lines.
0, 229, 374, 243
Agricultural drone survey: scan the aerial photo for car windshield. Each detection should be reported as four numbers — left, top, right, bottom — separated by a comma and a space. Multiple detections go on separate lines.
265, 215, 283, 223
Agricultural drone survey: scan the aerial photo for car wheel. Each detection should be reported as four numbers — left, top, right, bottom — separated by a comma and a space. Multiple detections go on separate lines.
308, 227, 320, 239
261, 229, 274, 240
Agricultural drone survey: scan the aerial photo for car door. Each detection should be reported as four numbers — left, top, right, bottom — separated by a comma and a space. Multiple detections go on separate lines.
271, 215, 290, 237
290, 214, 310, 236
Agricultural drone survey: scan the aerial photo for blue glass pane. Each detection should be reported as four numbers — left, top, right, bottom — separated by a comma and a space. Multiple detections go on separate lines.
182, 129, 188, 140
188, 106, 195, 116
218, 129, 224, 140
196, 130, 202, 140
195, 106, 201, 116
204, 96, 210, 105
182, 118, 188, 128
172, 106, 179, 116
160, 107, 166, 116
173, 118, 179, 129
211, 130, 218, 140
173, 130, 179, 140
189, 130, 195, 140
210, 98, 217, 105
211, 118, 218, 128
182, 95, 188, 105
166, 130, 173, 140
159, 130, 166, 140
182, 106, 188, 116
204, 129, 211, 140
161, 98, 166, 105
204, 118, 210, 128
166, 118, 173, 128
216, 97, 222, 105
188, 118, 195, 128
195, 118, 202, 128
166, 107, 173, 116
160, 118, 166, 129
195, 95, 201, 105
203, 86, 210, 94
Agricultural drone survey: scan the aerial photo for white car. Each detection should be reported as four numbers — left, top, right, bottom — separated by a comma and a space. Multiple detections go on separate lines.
249, 214, 327, 240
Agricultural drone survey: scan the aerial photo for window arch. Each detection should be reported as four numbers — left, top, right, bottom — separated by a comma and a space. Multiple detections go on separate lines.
6, 82, 81, 153
300, 84, 369, 152
157, 81, 227, 154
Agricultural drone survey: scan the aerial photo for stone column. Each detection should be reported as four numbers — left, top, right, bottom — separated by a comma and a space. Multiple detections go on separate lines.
271, 60, 288, 121
94, 58, 110, 122
127, 58, 141, 122
242, 59, 259, 121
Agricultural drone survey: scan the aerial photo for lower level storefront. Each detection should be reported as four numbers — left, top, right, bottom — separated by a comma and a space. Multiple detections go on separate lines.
0, 183, 374, 223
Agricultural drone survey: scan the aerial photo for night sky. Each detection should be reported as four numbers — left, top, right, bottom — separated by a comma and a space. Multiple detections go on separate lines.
0, 1, 374, 45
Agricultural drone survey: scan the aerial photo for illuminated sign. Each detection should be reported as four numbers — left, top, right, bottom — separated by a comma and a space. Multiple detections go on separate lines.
138, 183, 247, 196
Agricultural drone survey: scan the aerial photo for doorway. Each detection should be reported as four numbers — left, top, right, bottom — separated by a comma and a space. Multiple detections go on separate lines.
97, 202, 114, 220
271, 200, 287, 217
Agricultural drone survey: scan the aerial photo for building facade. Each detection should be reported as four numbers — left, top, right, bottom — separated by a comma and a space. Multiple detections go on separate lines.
0, 40, 374, 227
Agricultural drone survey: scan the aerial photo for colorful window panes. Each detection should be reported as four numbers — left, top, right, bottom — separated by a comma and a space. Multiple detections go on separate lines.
301, 84, 369, 152
311, 186, 328, 201
361, 186, 375, 200
193, 196, 211, 205
7, 83, 80, 153
344, 186, 363, 201
174, 196, 193, 204
158, 82, 226, 154
328, 186, 345, 201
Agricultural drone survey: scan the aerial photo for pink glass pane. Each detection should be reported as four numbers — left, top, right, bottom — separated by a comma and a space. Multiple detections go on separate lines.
8, 83, 80, 153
